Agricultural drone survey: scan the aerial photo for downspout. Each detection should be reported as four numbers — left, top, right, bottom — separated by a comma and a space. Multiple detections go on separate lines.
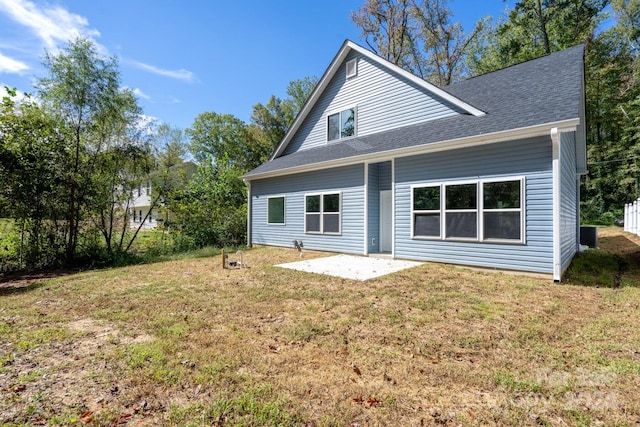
551, 128, 561, 282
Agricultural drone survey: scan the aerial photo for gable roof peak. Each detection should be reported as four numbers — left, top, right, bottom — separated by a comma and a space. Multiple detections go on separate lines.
270, 39, 485, 160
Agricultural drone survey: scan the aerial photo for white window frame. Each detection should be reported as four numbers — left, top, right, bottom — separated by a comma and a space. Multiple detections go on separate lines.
304, 191, 342, 235
410, 176, 526, 244
444, 180, 479, 242
480, 177, 526, 244
410, 184, 441, 240
326, 106, 357, 142
267, 195, 286, 226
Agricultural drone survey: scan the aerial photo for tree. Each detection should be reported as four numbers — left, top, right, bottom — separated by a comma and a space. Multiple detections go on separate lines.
281, 75, 319, 123
412, 0, 485, 85
0, 89, 71, 268
186, 112, 263, 170
35, 37, 152, 263
467, 0, 608, 74
351, 0, 484, 85
249, 76, 319, 160
36, 38, 118, 261
581, 1, 640, 220
351, 0, 421, 76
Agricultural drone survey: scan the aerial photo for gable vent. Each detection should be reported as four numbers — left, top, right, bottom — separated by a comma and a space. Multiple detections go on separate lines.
346, 58, 357, 78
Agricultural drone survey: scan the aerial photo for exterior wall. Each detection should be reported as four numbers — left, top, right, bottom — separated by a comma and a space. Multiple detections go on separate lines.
251, 164, 365, 254
129, 206, 157, 230
252, 136, 566, 275
394, 136, 555, 274
560, 131, 579, 272
366, 161, 392, 253
128, 183, 157, 229
367, 163, 380, 254
283, 50, 463, 155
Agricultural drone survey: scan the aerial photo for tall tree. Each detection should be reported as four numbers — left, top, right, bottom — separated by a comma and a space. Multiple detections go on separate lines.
467, 0, 608, 74
412, 0, 485, 85
351, 0, 421, 76
351, 0, 484, 84
37, 38, 119, 261
36, 37, 151, 262
0, 90, 71, 268
186, 112, 264, 170
281, 75, 319, 123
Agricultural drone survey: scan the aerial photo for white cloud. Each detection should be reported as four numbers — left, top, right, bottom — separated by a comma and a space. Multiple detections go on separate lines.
124, 86, 150, 100
0, 51, 28, 73
0, 0, 100, 49
130, 60, 195, 83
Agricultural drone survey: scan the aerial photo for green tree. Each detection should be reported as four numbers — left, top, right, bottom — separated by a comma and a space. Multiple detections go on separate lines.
168, 157, 246, 249
582, 1, 640, 220
37, 38, 117, 261
0, 89, 71, 268
467, 0, 608, 74
187, 112, 266, 170
281, 75, 319, 123
35, 37, 152, 263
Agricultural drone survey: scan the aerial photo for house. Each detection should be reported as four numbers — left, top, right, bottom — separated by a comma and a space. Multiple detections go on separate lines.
129, 181, 157, 230
242, 40, 586, 281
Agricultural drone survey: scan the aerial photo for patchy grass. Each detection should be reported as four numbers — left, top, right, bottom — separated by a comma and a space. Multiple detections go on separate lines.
566, 227, 640, 288
0, 229, 639, 425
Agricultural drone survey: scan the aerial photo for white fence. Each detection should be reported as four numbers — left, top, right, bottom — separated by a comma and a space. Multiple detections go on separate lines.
624, 199, 640, 236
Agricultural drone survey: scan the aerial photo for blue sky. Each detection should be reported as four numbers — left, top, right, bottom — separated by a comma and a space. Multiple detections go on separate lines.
0, 0, 515, 130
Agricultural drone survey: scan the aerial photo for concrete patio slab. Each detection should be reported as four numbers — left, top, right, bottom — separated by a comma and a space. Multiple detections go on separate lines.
275, 254, 423, 281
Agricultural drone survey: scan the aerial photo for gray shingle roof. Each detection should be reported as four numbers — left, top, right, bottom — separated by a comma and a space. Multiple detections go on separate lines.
244, 44, 584, 179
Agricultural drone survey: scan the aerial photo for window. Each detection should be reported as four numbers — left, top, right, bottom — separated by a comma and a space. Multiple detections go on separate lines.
411, 177, 524, 243
132, 209, 137, 222
328, 108, 355, 141
346, 58, 357, 78
146, 181, 150, 194
267, 196, 285, 225
412, 186, 440, 238
483, 180, 522, 241
445, 183, 478, 239
305, 192, 341, 234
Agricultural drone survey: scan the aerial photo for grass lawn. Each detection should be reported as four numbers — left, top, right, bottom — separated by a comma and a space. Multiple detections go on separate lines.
1, 228, 639, 426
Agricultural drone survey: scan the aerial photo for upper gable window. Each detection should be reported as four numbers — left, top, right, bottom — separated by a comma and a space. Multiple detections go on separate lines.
327, 108, 356, 141
346, 58, 357, 78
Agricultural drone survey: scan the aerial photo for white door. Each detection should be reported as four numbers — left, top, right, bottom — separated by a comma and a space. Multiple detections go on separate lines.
379, 190, 392, 253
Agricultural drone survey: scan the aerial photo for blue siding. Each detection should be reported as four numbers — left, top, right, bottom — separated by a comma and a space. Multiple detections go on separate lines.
251, 164, 365, 254
367, 164, 380, 253
394, 137, 555, 274
283, 50, 463, 155
560, 132, 578, 272
366, 161, 392, 253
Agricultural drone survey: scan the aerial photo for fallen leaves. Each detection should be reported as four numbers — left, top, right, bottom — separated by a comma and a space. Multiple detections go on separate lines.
9, 384, 26, 393
80, 410, 93, 424
352, 395, 381, 408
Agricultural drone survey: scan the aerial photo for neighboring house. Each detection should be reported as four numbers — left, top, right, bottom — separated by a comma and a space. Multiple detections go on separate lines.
129, 181, 157, 230
243, 40, 586, 281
